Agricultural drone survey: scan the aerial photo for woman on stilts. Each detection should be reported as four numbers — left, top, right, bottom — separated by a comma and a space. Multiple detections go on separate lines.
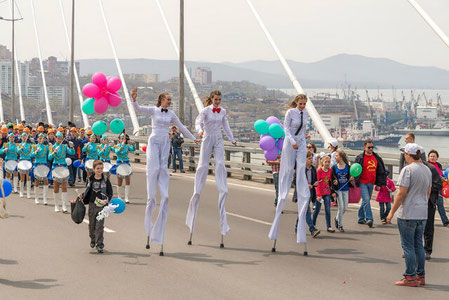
185, 90, 237, 247
268, 94, 310, 254
131, 87, 200, 255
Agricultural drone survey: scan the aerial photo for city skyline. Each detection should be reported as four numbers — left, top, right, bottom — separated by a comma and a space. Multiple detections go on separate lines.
0, 0, 448, 69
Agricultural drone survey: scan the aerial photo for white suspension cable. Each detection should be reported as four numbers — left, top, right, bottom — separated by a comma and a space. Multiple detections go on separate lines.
408, 0, 449, 49
30, 0, 53, 125
154, 0, 204, 113
244, 0, 332, 145
58, 0, 89, 128
98, 0, 140, 135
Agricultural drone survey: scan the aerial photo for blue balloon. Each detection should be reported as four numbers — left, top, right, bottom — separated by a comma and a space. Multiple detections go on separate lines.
110, 165, 117, 175
73, 160, 81, 168
0, 179, 13, 198
110, 198, 126, 214
445, 168, 449, 179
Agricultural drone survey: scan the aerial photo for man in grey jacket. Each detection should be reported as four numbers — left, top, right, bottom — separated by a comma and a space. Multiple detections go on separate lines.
399, 133, 426, 172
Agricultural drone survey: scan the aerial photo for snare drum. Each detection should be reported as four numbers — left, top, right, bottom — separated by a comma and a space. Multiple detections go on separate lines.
85, 159, 95, 172
52, 166, 70, 183
18, 160, 33, 174
66, 158, 72, 166
103, 162, 113, 176
5, 160, 18, 173
116, 164, 133, 179
34, 164, 50, 181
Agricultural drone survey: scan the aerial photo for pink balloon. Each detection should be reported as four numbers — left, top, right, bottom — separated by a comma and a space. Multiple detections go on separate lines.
92, 72, 107, 88
82, 83, 100, 98
107, 92, 122, 107
107, 77, 122, 93
94, 97, 109, 114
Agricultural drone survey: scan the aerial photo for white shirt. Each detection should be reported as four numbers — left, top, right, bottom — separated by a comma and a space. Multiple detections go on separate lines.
195, 105, 235, 143
284, 107, 308, 145
133, 103, 195, 140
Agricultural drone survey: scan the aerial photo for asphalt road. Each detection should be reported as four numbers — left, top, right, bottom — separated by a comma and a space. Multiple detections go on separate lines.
1, 165, 449, 299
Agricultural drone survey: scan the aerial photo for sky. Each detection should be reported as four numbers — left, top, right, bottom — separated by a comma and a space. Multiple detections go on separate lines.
0, 0, 449, 69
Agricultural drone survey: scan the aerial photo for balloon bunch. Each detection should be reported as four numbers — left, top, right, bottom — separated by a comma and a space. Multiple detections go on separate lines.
82, 72, 122, 115
96, 198, 126, 221
91, 118, 125, 136
442, 171, 449, 198
254, 116, 285, 161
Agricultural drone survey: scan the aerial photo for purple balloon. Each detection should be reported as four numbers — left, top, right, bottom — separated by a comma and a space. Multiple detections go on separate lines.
259, 135, 276, 151
264, 148, 278, 161
266, 116, 281, 125
276, 137, 284, 150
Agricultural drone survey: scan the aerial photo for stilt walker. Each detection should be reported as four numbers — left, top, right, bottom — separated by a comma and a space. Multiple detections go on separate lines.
131, 88, 199, 255
185, 91, 237, 247
268, 94, 310, 255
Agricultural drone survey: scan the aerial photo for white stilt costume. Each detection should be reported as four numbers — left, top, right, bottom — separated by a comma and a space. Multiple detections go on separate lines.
268, 107, 310, 244
186, 105, 235, 236
134, 102, 196, 245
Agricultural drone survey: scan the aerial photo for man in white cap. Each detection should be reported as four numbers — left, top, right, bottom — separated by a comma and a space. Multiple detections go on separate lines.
328, 138, 339, 167
387, 143, 431, 287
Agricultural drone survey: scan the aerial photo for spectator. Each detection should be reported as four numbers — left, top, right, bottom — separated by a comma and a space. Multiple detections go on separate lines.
67, 128, 79, 187
399, 133, 426, 172
375, 170, 396, 224
354, 140, 387, 228
307, 142, 319, 169
314, 155, 335, 233
387, 143, 431, 287
331, 150, 352, 232
170, 126, 185, 173
267, 154, 281, 207
328, 138, 339, 167
427, 149, 449, 227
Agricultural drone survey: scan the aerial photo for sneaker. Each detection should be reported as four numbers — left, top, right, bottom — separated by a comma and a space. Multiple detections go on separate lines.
366, 220, 373, 228
416, 275, 425, 286
90, 240, 96, 248
172, 170, 177, 173
358, 220, 366, 224
381, 219, 387, 225
425, 252, 431, 260
338, 227, 345, 232
180, 170, 185, 173
97, 248, 104, 254
311, 230, 321, 238
395, 276, 418, 287
444, 222, 449, 227
327, 227, 335, 233
334, 217, 339, 229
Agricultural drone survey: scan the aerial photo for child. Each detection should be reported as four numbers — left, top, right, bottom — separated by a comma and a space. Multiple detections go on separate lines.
266, 154, 281, 207
331, 150, 353, 232
78, 160, 113, 253
314, 155, 335, 233
375, 170, 395, 224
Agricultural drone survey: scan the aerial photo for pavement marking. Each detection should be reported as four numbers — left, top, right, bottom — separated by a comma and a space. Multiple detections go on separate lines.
83, 219, 116, 233
227, 212, 272, 226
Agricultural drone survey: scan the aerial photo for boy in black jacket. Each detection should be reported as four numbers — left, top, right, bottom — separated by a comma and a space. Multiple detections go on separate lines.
78, 160, 113, 253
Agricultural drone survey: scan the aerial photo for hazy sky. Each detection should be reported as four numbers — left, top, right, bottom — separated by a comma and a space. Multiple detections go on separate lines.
1, 0, 449, 69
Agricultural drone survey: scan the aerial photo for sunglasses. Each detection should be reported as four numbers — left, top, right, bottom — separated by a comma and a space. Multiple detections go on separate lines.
306, 146, 312, 148
366, 146, 374, 149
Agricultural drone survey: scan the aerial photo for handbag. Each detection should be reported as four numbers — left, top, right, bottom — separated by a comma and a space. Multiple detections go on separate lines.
71, 197, 86, 224
348, 186, 361, 204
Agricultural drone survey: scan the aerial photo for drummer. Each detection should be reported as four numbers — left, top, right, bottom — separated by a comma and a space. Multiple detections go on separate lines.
48, 131, 75, 213
32, 133, 50, 205
17, 133, 34, 199
98, 135, 113, 177
0, 133, 19, 193
46, 129, 56, 188
82, 134, 100, 179
113, 133, 136, 203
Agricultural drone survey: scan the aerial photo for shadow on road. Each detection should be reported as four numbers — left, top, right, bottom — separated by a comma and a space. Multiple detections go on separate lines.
0, 259, 18, 265
199, 244, 270, 255
344, 230, 396, 236
166, 252, 261, 267
90, 251, 150, 259
428, 257, 449, 264
306, 254, 398, 265
317, 248, 364, 255
424, 284, 449, 292
316, 235, 359, 241
8, 215, 25, 218
0, 278, 60, 289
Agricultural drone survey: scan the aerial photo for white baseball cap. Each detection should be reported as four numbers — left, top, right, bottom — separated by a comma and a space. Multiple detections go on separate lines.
328, 138, 338, 148
401, 143, 424, 155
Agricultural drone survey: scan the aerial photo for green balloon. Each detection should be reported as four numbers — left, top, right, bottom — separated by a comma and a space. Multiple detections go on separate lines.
92, 120, 107, 136
268, 123, 284, 139
82, 98, 95, 115
110, 118, 125, 134
254, 119, 269, 135
350, 163, 363, 177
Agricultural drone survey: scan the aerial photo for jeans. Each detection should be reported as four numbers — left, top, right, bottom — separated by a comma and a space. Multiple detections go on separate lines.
436, 194, 449, 224
172, 147, 184, 171
358, 183, 374, 222
379, 202, 391, 220
424, 200, 436, 255
397, 218, 426, 277
273, 172, 279, 205
77, 167, 82, 180
68, 164, 76, 185
295, 200, 317, 234
336, 190, 349, 228
313, 194, 331, 228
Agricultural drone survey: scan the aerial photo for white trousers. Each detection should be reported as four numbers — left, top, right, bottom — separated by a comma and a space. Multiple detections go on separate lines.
144, 135, 171, 244
268, 138, 310, 243
186, 134, 230, 236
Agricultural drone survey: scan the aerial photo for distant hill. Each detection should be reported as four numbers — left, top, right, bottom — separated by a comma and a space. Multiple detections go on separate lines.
79, 54, 449, 89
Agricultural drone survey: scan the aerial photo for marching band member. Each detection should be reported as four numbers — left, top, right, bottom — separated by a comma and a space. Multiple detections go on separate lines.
17, 133, 34, 198
32, 133, 50, 205
82, 134, 100, 179
269, 94, 311, 253
48, 131, 75, 213
131, 87, 200, 255
0, 133, 19, 193
98, 134, 113, 163
186, 90, 237, 246
113, 133, 136, 203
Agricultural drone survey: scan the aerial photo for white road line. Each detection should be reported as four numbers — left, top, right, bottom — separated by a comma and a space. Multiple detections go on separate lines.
227, 212, 272, 226
83, 219, 116, 233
